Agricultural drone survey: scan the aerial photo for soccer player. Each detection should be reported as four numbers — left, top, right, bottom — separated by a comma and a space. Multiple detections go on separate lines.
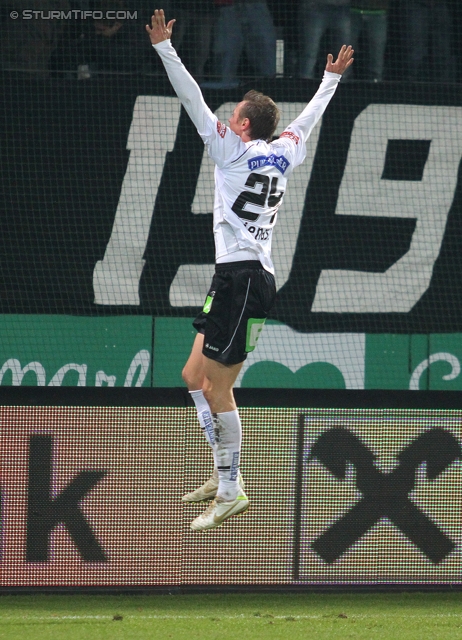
146, 9, 353, 531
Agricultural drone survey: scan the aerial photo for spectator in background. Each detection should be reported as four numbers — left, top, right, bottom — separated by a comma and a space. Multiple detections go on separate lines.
350, 0, 388, 81
72, 0, 145, 75
298, 0, 351, 79
0, 0, 70, 77
402, 0, 453, 82
209, 0, 277, 88
169, 0, 215, 82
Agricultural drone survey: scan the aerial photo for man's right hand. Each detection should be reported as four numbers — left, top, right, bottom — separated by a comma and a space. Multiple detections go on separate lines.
146, 9, 175, 45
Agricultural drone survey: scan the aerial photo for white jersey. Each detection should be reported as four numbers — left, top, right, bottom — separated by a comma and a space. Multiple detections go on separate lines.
154, 40, 341, 275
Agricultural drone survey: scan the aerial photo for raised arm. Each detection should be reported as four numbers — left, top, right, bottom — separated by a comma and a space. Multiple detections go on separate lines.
146, 9, 215, 140
283, 45, 354, 144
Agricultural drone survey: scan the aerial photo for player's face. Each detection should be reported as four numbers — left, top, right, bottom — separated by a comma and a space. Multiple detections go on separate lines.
228, 101, 247, 136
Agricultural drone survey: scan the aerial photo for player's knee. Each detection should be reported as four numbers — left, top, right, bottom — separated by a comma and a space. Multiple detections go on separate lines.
181, 365, 189, 386
182, 364, 199, 390
203, 378, 220, 407
202, 380, 235, 413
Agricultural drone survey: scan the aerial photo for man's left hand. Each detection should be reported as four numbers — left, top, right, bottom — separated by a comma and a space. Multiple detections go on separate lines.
326, 45, 354, 75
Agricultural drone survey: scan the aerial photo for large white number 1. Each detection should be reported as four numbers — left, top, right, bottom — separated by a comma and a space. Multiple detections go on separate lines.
312, 104, 462, 313
94, 100, 462, 312
93, 96, 181, 305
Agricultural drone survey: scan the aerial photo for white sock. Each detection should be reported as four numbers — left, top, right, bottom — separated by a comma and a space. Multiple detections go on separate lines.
213, 409, 242, 500
189, 390, 217, 469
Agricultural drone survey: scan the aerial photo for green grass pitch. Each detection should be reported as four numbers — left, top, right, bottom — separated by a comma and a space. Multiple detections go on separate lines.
0, 592, 462, 639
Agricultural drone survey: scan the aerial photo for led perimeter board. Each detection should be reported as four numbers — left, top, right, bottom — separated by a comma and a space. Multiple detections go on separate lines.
0, 388, 461, 590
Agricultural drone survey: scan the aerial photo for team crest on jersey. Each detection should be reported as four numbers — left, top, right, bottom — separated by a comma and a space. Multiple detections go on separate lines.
280, 131, 300, 144
216, 121, 227, 138
248, 153, 290, 175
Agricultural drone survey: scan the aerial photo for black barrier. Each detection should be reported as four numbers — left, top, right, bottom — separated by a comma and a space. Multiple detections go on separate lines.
1, 75, 462, 333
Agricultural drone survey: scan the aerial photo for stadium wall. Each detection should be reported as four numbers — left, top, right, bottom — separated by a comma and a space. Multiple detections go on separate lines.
0, 388, 461, 589
1, 76, 462, 391
2, 76, 462, 589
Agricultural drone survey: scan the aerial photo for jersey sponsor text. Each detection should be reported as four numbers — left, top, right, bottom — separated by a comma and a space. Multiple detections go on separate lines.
248, 153, 290, 175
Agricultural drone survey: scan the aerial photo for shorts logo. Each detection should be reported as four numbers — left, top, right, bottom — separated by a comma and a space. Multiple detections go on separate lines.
216, 121, 227, 138
247, 153, 290, 175
245, 318, 266, 353
203, 294, 214, 314
280, 130, 300, 144
205, 343, 219, 352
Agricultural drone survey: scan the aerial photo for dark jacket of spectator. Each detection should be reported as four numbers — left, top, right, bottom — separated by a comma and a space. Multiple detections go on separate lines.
351, 0, 388, 9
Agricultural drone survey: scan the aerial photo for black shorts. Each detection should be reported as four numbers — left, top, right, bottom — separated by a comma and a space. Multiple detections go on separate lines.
193, 260, 277, 365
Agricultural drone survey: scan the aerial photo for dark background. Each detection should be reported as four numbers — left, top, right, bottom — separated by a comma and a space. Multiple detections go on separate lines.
1, 73, 462, 332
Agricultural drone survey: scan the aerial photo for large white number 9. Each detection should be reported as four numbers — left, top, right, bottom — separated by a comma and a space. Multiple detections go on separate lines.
312, 104, 462, 313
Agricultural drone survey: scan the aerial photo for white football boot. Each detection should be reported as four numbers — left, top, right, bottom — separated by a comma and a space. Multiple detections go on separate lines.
190, 488, 249, 531
182, 472, 245, 503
